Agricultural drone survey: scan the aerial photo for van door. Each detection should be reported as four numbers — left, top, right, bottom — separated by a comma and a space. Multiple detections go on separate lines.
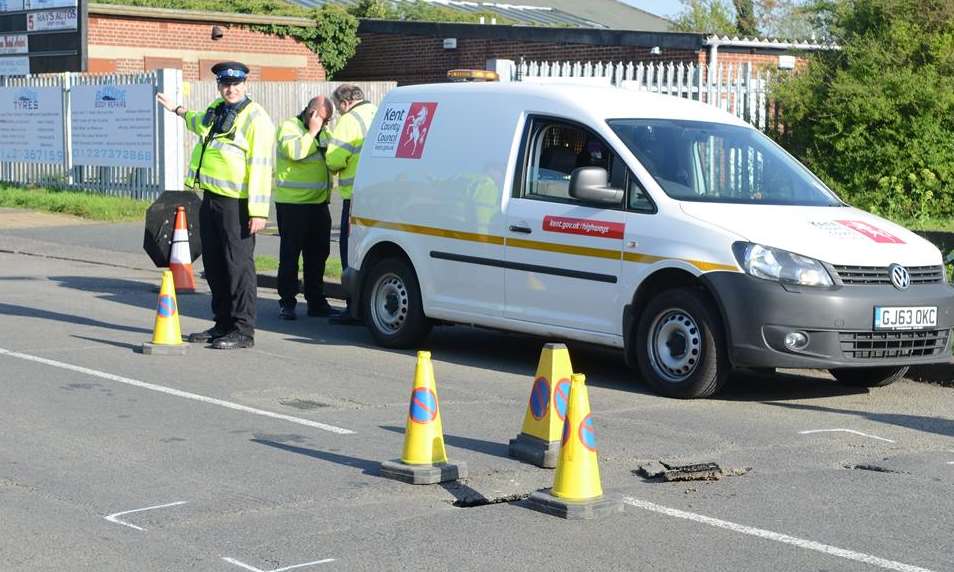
504, 117, 625, 334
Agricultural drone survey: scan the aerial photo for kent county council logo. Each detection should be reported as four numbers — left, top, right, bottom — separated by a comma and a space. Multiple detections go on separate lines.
13, 89, 39, 112
95, 86, 127, 108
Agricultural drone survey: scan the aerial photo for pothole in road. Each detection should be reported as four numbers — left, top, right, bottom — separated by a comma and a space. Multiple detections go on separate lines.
451, 492, 532, 508
279, 399, 331, 410
845, 464, 909, 475
635, 461, 752, 482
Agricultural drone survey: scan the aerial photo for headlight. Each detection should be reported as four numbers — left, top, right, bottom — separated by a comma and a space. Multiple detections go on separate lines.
732, 243, 833, 287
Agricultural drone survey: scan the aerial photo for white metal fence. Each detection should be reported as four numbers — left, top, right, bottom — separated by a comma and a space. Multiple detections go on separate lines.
516, 60, 775, 131
0, 72, 395, 201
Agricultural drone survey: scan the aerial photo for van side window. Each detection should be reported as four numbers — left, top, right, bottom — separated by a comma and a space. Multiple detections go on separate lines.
523, 120, 622, 207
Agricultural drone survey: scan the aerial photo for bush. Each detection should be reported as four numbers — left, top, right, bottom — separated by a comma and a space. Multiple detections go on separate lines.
771, 0, 954, 222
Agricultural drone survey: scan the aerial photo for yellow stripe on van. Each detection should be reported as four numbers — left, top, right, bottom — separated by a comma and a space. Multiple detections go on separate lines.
352, 216, 739, 273
506, 237, 621, 260
351, 216, 505, 245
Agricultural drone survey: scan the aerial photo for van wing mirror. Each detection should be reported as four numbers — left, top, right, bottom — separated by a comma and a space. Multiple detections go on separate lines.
569, 167, 623, 205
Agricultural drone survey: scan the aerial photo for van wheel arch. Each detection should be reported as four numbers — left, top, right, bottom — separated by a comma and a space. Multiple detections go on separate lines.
353, 242, 415, 318
623, 268, 734, 374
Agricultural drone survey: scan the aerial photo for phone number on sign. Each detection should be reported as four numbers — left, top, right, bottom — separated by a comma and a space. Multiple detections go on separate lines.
74, 148, 153, 162
1, 149, 64, 162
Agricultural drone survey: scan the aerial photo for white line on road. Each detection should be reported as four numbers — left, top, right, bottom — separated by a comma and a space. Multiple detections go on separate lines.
104, 501, 188, 531
623, 497, 934, 572
0, 347, 355, 435
222, 557, 336, 572
799, 429, 895, 443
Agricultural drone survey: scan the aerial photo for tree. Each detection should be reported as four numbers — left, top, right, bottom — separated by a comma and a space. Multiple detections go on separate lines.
733, 0, 759, 35
672, 0, 737, 34
771, 0, 954, 220
674, 0, 823, 39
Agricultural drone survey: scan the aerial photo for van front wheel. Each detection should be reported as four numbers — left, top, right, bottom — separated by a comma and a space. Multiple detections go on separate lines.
635, 288, 729, 399
362, 258, 431, 348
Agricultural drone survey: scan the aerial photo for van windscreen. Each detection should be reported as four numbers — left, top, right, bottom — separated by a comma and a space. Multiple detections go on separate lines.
608, 119, 842, 206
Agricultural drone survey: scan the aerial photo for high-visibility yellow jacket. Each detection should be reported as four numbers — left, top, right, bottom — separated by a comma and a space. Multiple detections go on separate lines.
184, 97, 275, 218
274, 117, 331, 205
326, 101, 378, 200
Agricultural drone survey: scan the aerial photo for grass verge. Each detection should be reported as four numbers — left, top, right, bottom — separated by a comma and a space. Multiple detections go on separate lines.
0, 185, 149, 222
255, 255, 342, 279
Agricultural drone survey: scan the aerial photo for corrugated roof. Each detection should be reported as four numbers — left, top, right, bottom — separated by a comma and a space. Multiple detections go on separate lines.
292, 0, 621, 28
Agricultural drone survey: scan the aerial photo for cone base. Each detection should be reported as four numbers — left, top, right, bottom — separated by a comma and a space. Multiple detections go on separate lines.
141, 341, 189, 355
509, 433, 560, 468
524, 489, 623, 520
380, 459, 467, 485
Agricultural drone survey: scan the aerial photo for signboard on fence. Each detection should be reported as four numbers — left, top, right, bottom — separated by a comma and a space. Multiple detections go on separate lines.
0, 86, 65, 163
71, 83, 155, 168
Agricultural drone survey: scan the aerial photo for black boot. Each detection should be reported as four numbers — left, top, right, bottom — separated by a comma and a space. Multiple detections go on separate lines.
187, 325, 229, 343
211, 331, 255, 350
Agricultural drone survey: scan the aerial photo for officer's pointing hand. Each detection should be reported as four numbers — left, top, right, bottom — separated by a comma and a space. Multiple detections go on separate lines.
156, 92, 176, 113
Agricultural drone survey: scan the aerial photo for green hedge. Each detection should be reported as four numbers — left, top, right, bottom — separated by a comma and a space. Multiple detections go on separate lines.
771, 0, 954, 222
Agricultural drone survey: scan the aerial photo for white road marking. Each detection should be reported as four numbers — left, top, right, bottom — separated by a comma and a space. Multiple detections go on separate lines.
0, 347, 354, 435
947, 462, 954, 465
623, 497, 935, 572
222, 557, 335, 572
104, 501, 188, 531
799, 429, 895, 443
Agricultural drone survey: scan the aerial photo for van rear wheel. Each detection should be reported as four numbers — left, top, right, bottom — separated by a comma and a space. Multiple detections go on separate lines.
829, 366, 908, 388
635, 288, 729, 399
362, 257, 431, 348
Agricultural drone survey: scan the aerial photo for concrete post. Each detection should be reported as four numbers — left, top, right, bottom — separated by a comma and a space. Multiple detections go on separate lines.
156, 68, 185, 191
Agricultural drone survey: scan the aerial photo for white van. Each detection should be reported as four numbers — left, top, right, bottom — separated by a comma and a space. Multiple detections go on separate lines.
342, 83, 954, 398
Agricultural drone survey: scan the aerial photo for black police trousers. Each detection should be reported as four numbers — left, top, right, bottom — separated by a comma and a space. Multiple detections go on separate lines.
275, 202, 331, 307
199, 192, 256, 337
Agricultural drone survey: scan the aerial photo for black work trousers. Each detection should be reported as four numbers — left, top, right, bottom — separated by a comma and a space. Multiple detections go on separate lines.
199, 192, 256, 337
276, 202, 331, 307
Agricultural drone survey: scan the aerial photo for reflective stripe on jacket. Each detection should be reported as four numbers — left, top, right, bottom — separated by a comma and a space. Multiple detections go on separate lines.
326, 102, 377, 200
274, 117, 331, 204
184, 98, 275, 218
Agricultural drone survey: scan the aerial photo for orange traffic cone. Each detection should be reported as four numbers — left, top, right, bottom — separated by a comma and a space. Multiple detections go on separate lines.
142, 270, 188, 355
380, 351, 467, 484
509, 343, 574, 468
169, 206, 196, 293
525, 373, 621, 519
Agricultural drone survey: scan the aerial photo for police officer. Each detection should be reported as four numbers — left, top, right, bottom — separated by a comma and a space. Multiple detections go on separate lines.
274, 96, 339, 320
156, 61, 275, 349
326, 84, 377, 325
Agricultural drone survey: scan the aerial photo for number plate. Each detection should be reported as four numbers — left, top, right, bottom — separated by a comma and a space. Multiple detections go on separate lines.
873, 306, 938, 330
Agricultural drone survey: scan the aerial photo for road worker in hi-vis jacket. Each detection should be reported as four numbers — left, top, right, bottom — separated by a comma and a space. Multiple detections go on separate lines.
156, 61, 275, 350
326, 84, 378, 325
273, 95, 341, 321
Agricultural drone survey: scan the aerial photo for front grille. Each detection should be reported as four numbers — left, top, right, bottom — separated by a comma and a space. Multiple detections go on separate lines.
840, 329, 950, 359
832, 265, 944, 286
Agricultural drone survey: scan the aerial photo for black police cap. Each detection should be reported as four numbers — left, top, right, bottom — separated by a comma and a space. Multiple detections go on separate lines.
211, 61, 249, 84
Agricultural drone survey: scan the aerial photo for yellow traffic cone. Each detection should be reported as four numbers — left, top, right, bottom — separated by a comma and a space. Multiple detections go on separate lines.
509, 343, 574, 467
141, 270, 188, 355
380, 351, 467, 484
525, 374, 621, 519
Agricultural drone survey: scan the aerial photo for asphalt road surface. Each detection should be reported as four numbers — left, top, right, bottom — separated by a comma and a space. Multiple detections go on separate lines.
1, 251, 952, 571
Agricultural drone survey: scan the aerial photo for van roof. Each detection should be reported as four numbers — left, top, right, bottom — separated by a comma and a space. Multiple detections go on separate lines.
386, 82, 752, 128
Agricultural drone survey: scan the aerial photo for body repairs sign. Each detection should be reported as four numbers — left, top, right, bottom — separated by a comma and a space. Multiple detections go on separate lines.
371, 102, 437, 159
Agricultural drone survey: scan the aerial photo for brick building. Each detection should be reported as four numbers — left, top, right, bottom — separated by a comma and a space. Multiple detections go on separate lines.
87, 3, 325, 80
338, 19, 828, 85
